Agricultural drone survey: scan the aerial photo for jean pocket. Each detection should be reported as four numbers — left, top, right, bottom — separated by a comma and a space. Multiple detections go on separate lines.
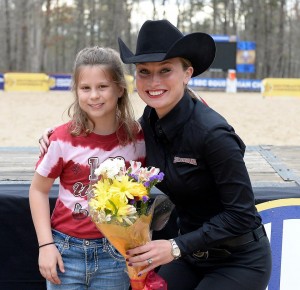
105, 243, 125, 262
52, 231, 68, 255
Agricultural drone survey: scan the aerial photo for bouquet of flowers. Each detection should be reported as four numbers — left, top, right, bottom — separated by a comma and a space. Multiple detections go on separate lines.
88, 157, 173, 290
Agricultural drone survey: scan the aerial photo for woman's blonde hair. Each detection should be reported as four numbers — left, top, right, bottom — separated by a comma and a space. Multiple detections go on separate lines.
68, 46, 139, 145
180, 57, 203, 101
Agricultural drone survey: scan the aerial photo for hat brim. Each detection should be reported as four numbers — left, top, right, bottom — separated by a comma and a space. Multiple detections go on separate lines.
118, 33, 216, 77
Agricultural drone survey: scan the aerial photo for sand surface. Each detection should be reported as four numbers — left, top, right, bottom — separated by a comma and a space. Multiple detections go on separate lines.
0, 90, 299, 147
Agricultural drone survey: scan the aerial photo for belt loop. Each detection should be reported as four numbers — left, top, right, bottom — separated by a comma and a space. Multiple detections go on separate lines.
103, 237, 107, 250
253, 225, 261, 241
63, 235, 70, 249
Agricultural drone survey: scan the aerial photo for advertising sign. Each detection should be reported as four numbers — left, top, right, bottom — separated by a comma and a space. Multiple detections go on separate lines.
4, 73, 50, 92
49, 74, 135, 94
236, 41, 256, 73
0, 74, 3, 90
188, 78, 261, 92
49, 74, 72, 91
262, 78, 300, 97
257, 199, 300, 290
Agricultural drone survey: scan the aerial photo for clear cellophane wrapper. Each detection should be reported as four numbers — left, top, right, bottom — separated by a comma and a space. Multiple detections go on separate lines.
89, 194, 174, 290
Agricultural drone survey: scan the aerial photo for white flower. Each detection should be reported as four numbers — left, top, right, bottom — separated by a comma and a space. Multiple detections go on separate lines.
105, 214, 112, 222
129, 160, 142, 174
94, 157, 126, 179
137, 167, 160, 182
114, 157, 126, 171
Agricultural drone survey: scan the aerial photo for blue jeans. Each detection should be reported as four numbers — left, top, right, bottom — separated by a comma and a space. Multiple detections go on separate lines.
47, 229, 129, 290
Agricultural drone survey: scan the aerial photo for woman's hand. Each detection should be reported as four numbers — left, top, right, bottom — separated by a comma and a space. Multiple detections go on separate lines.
38, 244, 65, 284
38, 128, 54, 156
126, 239, 174, 277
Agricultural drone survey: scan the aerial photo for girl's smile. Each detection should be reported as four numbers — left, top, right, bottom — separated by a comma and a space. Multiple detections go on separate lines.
89, 103, 104, 109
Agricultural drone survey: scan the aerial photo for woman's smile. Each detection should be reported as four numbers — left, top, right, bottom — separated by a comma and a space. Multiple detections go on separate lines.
147, 90, 166, 97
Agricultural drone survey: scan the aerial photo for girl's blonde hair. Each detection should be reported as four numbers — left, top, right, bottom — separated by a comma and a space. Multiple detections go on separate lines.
68, 46, 139, 145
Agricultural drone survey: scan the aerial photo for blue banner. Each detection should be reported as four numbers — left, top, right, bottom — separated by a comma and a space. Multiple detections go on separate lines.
49, 74, 72, 91
211, 35, 231, 42
237, 79, 261, 91
237, 41, 256, 50
211, 35, 238, 42
257, 199, 300, 290
237, 64, 255, 73
0, 74, 4, 90
189, 78, 261, 92
236, 41, 256, 73
0, 73, 261, 92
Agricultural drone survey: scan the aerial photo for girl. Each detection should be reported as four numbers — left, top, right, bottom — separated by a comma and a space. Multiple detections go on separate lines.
29, 47, 145, 289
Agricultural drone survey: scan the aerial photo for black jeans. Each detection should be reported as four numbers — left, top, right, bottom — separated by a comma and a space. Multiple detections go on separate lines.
158, 235, 271, 290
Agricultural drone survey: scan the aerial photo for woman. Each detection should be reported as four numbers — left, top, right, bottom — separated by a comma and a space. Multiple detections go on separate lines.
40, 20, 272, 290
119, 20, 272, 290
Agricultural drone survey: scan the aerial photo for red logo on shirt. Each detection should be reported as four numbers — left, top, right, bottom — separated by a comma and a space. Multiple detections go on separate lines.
173, 157, 197, 165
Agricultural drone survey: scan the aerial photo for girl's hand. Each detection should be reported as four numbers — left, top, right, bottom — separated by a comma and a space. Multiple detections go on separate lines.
126, 240, 174, 277
38, 128, 54, 156
38, 244, 65, 284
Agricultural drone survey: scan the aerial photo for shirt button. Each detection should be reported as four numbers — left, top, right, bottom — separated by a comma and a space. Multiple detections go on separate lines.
85, 240, 90, 246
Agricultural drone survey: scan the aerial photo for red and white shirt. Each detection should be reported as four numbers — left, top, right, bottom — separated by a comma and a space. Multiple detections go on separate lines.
36, 122, 146, 239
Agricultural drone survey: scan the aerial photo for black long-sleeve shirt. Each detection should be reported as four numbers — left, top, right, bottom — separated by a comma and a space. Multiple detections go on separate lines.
140, 92, 261, 256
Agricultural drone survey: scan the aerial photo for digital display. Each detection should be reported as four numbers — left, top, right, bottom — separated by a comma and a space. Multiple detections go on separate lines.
210, 42, 237, 71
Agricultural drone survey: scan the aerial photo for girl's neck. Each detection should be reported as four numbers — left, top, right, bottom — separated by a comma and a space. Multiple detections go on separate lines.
89, 119, 119, 136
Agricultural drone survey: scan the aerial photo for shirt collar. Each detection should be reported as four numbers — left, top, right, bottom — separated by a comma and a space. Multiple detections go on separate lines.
149, 91, 195, 142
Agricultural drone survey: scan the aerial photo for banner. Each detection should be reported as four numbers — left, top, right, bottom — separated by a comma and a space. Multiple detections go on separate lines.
257, 199, 300, 290
48, 74, 135, 94
188, 78, 261, 92
262, 78, 300, 97
4, 73, 50, 92
0, 74, 3, 90
0, 74, 262, 92
236, 41, 256, 73
49, 74, 72, 91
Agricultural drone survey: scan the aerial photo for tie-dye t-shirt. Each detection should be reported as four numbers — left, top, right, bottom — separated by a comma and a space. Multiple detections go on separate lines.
36, 122, 146, 239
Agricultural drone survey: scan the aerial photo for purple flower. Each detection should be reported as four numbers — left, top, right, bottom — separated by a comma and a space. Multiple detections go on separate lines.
157, 172, 165, 181
128, 173, 139, 182
128, 199, 135, 205
143, 181, 150, 188
149, 172, 165, 182
142, 195, 149, 203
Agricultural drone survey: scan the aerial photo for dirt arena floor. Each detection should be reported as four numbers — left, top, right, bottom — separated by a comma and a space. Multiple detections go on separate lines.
0, 90, 299, 147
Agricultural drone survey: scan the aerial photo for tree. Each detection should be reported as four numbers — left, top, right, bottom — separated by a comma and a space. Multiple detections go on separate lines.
0, 0, 299, 78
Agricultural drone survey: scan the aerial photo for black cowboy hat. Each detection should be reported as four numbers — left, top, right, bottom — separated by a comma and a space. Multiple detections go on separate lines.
118, 19, 216, 77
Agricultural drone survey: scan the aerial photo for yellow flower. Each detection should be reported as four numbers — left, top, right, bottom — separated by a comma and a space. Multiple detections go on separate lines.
92, 179, 112, 211
110, 176, 148, 200
107, 192, 128, 215
129, 182, 148, 199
